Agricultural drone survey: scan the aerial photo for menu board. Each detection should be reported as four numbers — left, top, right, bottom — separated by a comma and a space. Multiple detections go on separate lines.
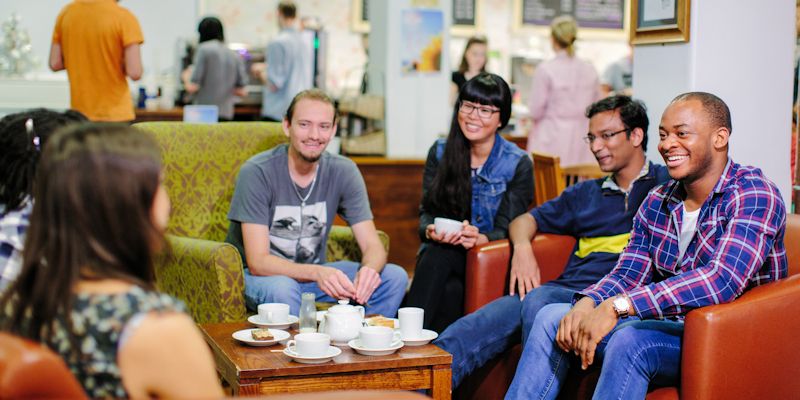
453, 0, 477, 26
520, 0, 624, 30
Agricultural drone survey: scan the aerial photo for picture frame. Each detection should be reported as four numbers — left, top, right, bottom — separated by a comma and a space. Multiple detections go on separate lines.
511, 0, 628, 41
630, 0, 690, 45
350, 0, 482, 36
350, 0, 369, 33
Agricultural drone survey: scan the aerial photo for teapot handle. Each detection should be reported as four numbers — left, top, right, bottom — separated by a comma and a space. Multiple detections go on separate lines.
318, 314, 327, 333
355, 305, 365, 318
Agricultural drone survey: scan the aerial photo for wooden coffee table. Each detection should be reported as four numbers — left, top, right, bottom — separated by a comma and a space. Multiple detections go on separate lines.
199, 322, 452, 399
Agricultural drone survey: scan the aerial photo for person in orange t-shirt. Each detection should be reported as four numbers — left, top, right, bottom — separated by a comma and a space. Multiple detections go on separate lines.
49, 0, 144, 122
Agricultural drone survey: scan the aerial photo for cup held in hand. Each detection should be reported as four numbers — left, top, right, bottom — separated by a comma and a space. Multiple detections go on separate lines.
434, 217, 463, 235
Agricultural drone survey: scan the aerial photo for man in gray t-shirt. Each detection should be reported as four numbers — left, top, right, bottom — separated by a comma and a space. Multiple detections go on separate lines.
225, 89, 407, 317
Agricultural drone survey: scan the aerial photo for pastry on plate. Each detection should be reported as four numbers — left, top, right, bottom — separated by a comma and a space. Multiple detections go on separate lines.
365, 315, 395, 328
251, 328, 274, 341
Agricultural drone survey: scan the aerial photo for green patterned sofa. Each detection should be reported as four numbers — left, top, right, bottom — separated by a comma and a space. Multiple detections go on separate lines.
134, 122, 389, 324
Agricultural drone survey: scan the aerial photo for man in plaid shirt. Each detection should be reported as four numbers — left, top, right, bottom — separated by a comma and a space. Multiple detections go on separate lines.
506, 92, 788, 400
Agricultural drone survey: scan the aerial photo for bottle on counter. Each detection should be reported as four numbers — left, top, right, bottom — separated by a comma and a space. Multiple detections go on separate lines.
299, 292, 317, 333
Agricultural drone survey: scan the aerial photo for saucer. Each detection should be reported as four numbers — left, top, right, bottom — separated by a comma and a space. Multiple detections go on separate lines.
283, 345, 342, 364
347, 339, 404, 356
232, 328, 290, 347
248, 314, 299, 329
400, 329, 438, 346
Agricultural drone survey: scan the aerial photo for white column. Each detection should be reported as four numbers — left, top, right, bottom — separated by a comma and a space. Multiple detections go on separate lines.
368, 0, 452, 158
635, 0, 794, 204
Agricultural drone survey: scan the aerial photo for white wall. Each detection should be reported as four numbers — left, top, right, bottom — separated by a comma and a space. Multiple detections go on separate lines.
636, 0, 794, 204
370, 0, 451, 158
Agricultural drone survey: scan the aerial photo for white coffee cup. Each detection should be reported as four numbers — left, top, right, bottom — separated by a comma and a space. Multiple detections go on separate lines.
359, 326, 401, 349
398, 307, 424, 340
258, 303, 290, 323
434, 217, 463, 235
287, 332, 330, 358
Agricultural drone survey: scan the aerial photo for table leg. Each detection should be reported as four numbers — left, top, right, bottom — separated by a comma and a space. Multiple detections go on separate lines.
431, 364, 451, 400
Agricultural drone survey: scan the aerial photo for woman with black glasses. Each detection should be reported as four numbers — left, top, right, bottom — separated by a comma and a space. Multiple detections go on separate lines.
405, 73, 534, 333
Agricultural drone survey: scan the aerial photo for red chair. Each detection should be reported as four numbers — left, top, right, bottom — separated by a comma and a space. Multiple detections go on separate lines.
458, 214, 800, 400
0, 332, 87, 399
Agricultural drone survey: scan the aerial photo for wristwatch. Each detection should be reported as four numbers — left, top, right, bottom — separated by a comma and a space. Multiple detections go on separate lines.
612, 295, 631, 318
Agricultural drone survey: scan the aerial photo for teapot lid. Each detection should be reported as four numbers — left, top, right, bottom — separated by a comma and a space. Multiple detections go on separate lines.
328, 299, 357, 314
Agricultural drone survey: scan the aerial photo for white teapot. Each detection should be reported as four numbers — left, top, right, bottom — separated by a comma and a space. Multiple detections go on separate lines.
319, 300, 365, 345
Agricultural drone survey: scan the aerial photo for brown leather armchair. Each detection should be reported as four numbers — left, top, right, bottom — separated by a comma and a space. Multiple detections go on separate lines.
458, 214, 800, 400
0, 332, 87, 399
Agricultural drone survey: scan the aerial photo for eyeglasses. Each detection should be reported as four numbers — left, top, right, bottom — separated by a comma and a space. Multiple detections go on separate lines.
459, 101, 500, 119
583, 128, 628, 144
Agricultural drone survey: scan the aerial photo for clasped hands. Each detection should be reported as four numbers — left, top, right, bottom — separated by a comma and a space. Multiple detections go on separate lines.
425, 220, 485, 250
556, 297, 620, 370
315, 265, 381, 305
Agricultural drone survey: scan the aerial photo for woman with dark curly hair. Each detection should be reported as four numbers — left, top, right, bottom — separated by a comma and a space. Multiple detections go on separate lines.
406, 73, 534, 333
0, 108, 86, 292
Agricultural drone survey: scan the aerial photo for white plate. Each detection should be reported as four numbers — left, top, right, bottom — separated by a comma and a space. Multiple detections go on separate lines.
400, 329, 438, 346
232, 328, 290, 347
283, 345, 342, 364
248, 314, 299, 329
348, 339, 404, 356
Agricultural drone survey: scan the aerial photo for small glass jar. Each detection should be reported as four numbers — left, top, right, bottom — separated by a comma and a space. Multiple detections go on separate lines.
298, 292, 317, 333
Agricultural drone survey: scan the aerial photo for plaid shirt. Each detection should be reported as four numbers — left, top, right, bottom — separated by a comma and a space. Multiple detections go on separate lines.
0, 200, 32, 293
580, 160, 787, 320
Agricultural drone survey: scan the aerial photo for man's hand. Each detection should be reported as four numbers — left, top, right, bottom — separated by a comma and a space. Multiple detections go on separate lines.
353, 267, 381, 305
556, 297, 595, 353
425, 224, 462, 245
509, 242, 541, 299
575, 298, 619, 370
315, 266, 356, 300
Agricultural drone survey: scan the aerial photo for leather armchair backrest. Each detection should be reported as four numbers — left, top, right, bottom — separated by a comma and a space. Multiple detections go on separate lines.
0, 332, 87, 399
785, 214, 799, 277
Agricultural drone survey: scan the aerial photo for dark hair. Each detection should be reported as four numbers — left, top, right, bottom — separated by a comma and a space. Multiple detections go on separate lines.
671, 91, 732, 132
198, 16, 224, 43
0, 108, 87, 214
422, 73, 512, 221
585, 95, 650, 151
457, 36, 488, 74
285, 89, 338, 124
278, 1, 297, 19
0, 123, 164, 344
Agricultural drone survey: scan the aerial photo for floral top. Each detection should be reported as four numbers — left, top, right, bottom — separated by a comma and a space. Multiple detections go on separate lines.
7, 286, 187, 398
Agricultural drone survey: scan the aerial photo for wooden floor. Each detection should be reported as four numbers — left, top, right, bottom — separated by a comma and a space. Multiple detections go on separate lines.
337, 157, 425, 277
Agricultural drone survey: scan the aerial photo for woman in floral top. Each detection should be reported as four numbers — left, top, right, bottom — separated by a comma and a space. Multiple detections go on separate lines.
0, 124, 222, 398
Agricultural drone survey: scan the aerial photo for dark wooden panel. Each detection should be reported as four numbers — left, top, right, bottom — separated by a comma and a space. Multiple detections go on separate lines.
335, 158, 425, 277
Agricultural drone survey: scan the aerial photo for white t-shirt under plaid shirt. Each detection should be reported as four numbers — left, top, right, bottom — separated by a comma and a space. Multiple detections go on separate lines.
0, 200, 32, 293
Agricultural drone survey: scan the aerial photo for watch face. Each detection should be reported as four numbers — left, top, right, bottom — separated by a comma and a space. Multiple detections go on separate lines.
613, 297, 629, 313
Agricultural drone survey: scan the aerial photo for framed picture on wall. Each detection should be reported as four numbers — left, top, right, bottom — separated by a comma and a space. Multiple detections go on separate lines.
630, 0, 690, 45
451, 0, 481, 37
512, 0, 627, 40
351, 0, 369, 33
350, 0, 482, 36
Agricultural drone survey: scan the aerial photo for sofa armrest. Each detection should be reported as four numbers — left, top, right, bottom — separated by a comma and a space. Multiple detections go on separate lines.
681, 275, 800, 399
155, 235, 247, 324
327, 225, 390, 262
464, 233, 575, 314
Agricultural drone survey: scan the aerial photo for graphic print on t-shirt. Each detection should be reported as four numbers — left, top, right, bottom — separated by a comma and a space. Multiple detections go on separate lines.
270, 202, 327, 263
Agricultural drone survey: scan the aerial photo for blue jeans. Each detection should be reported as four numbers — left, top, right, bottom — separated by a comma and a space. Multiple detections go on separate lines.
433, 284, 576, 388
243, 261, 408, 317
505, 303, 683, 400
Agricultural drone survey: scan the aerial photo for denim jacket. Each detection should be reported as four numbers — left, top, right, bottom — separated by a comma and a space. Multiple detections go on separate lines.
419, 134, 533, 242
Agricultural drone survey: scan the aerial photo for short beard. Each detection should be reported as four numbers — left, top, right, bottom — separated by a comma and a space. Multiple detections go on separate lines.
300, 152, 322, 163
